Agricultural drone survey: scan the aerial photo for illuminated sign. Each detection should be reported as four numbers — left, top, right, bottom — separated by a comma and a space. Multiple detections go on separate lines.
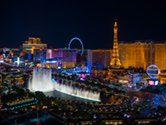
81, 74, 85, 78
57, 66, 61, 69
148, 80, 158, 86
46, 60, 57, 63
17, 57, 20, 65
155, 81, 158, 85
148, 80, 154, 85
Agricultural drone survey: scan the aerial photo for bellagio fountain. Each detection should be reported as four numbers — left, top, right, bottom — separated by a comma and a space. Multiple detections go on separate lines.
28, 68, 100, 102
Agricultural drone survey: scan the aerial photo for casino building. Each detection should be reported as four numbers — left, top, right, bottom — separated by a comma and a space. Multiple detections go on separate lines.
87, 49, 112, 70
87, 20, 166, 72
118, 40, 166, 71
22, 37, 47, 54
46, 48, 77, 69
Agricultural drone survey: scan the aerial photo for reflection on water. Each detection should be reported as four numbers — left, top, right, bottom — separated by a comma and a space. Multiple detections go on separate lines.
44, 90, 99, 103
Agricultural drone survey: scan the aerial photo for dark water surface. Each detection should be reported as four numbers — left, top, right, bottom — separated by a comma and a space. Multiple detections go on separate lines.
44, 90, 99, 103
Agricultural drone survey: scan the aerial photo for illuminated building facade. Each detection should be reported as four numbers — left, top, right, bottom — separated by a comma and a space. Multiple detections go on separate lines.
33, 49, 46, 62
154, 42, 166, 71
77, 49, 88, 65
0, 48, 21, 62
46, 49, 77, 69
10, 48, 21, 58
87, 49, 112, 70
118, 40, 166, 71
110, 20, 121, 67
156, 73, 166, 84
0, 48, 10, 59
87, 50, 92, 72
22, 37, 47, 54
46, 58, 61, 69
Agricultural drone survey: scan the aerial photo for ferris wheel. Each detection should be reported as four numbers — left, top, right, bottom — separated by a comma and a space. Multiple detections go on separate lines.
68, 37, 84, 56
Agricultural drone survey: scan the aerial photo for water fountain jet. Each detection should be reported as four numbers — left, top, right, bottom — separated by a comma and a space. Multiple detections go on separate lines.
28, 68, 100, 102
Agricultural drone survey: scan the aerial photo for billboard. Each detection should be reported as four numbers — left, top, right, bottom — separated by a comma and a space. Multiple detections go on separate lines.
148, 80, 158, 86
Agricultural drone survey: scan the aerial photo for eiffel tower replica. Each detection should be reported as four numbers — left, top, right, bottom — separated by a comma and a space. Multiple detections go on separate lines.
109, 19, 124, 74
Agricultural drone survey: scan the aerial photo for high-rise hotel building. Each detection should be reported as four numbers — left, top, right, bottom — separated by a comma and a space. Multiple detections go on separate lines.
118, 40, 166, 71
46, 48, 77, 69
22, 37, 47, 54
87, 40, 166, 71
87, 49, 112, 70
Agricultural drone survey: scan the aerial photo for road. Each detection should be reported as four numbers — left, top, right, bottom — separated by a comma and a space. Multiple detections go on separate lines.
126, 88, 166, 117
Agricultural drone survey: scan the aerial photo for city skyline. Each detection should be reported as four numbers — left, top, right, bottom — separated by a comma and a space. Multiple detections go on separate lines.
1, 1, 166, 123
0, 1, 166, 49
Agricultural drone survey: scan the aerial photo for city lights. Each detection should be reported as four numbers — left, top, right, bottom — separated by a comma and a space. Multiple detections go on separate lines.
0, 1, 166, 124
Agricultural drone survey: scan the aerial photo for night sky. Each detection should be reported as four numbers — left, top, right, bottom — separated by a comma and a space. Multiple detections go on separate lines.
0, 0, 166, 49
